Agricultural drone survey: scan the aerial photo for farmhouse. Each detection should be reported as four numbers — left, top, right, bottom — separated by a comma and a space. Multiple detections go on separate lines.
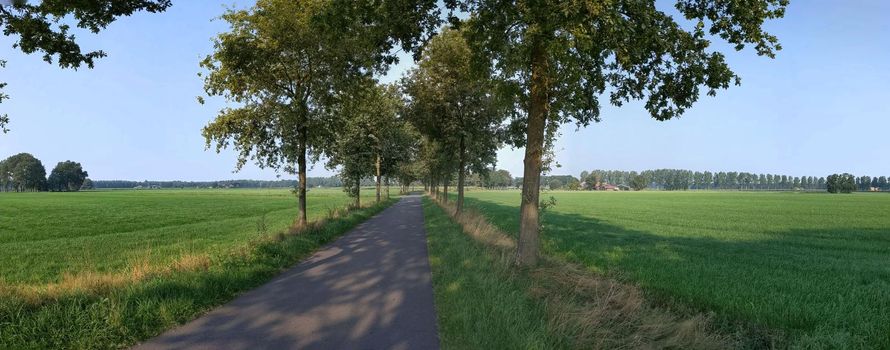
581, 181, 622, 191
599, 184, 620, 191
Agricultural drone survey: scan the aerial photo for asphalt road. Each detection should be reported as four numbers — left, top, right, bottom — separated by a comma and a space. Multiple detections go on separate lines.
134, 195, 439, 350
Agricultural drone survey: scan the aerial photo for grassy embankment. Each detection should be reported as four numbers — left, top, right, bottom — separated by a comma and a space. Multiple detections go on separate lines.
0, 188, 394, 349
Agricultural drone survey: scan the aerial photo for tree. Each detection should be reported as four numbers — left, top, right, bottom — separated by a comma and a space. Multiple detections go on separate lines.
414, 137, 452, 200
0, 0, 172, 133
827, 173, 856, 194
859, 176, 872, 191
326, 81, 404, 206
630, 174, 649, 191
202, 0, 441, 224
0, 157, 9, 191
548, 178, 563, 190
47, 161, 89, 192
0, 153, 45, 191
450, 0, 787, 265
703, 171, 714, 190
393, 126, 424, 195
201, 0, 374, 225
386, 122, 422, 196
15, 156, 45, 191
403, 28, 505, 214
483, 169, 513, 188
368, 84, 407, 203
566, 178, 581, 191
81, 178, 94, 191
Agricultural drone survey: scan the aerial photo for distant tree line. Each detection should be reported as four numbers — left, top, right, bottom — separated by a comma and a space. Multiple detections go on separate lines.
93, 177, 357, 189
515, 175, 580, 191
0, 153, 89, 192
468, 169, 890, 194
515, 169, 890, 192
1, 153, 379, 191
481, 170, 514, 189
574, 169, 890, 192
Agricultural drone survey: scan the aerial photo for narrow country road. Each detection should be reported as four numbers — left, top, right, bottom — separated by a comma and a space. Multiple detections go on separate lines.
134, 195, 439, 350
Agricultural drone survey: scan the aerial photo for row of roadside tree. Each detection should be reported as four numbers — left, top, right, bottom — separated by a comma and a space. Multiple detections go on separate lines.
197, 0, 790, 266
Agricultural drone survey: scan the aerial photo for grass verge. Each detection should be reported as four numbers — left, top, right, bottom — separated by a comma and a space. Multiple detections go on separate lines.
423, 196, 730, 349
423, 197, 563, 349
0, 199, 396, 349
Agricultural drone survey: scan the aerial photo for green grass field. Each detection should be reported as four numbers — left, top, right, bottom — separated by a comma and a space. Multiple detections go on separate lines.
0, 188, 375, 285
460, 190, 890, 348
0, 188, 392, 349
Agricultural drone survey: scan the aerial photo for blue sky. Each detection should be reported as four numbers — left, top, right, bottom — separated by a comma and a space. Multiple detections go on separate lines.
0, 1, 887, 181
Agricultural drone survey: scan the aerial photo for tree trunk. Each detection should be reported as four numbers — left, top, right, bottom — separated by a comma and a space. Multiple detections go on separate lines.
516, 37, 550, 267
375, 153, 382, 203
457, 134, 466, 215
443, 178, 448, 203
385, 176, 390, 198
297, 133, 308, 227
355, 180, 361, 208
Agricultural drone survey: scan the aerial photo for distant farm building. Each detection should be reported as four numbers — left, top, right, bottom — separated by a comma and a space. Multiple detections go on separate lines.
599, 184, 620, 191
580, 181, 622, 191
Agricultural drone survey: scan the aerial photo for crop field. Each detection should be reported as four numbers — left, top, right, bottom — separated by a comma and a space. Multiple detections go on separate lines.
0, 188, 375, 285
0, 188, 391, 348
460, 190, 890, 348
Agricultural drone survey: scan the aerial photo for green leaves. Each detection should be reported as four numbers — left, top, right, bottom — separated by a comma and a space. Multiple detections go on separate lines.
0, 153, 46, 192
403, 28, 505, 180
202, 0, 440, 176
453, 0, 787, 125
325, 81, 408, 198
0, 0, 171, 133
201, 0, 349, 173
0, 0, 171, 68
826, 173, 856, 194
47, 160, 89, 192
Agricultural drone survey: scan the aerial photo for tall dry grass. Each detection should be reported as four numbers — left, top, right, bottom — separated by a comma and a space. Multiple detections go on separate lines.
432, 196, 732, 349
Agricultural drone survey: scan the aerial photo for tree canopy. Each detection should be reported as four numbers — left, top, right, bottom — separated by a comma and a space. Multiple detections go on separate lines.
483, 169, 513, 188
0, 0, 172, 133
630, 174, 649, 191
403, 28, 506, 213
201, 0, 442, 224
827, 173, 856, 194
0, 153, 46, 192
47, 160, 89, 192
325, 81, 406, 205
201, 0, 372, 224
442, 0, 788, 265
